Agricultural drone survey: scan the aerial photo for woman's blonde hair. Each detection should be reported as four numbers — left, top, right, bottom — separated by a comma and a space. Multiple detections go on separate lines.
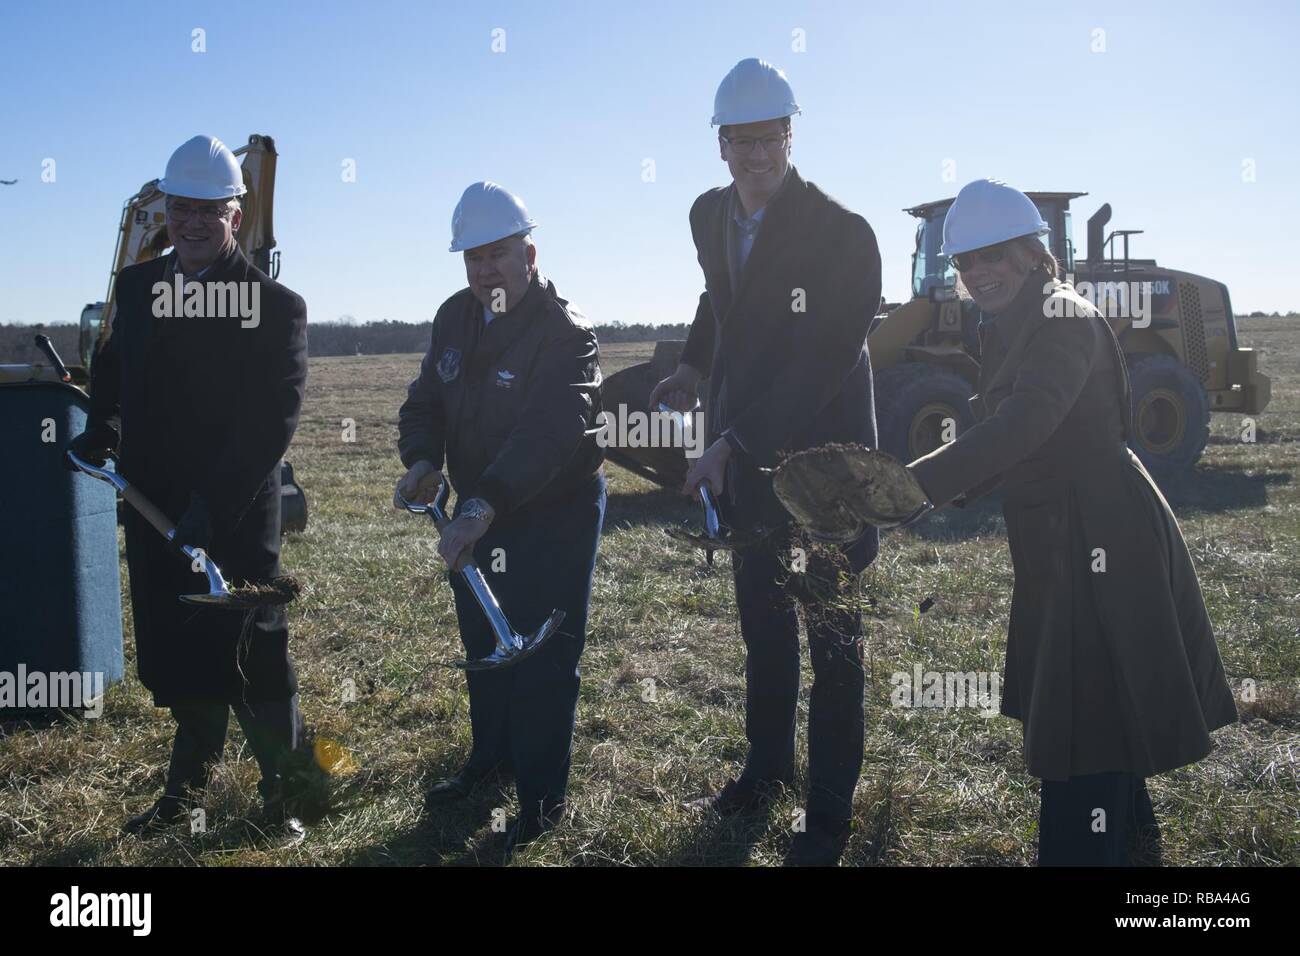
1009, 234, 1058, 277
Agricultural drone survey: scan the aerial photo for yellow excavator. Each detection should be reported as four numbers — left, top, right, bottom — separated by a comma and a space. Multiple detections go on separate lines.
3, 133, 308, 531
603, 191, 1270, 484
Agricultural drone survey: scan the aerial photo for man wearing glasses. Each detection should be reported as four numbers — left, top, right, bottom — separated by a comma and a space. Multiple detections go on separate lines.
650, 58, 883, 866
67, 135, 309, 842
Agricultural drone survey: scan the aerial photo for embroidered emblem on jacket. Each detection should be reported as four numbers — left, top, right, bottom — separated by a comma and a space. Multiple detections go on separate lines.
437, 347, 461, 383
495, 370, 516, 389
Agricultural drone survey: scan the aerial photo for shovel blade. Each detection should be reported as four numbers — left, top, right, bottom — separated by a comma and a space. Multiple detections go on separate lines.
664, 526, 764, 553
454, 609, 566, 671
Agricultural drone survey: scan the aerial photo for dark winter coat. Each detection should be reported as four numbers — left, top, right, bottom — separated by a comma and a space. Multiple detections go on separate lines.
397, 272, 604, 523
87, 244, 307, 706
680, 166, 883, 572
910, 267, 1238, 780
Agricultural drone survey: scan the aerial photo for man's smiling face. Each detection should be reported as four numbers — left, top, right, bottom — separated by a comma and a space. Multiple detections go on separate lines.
165, 197, 241, 272
719, 118, 790, 199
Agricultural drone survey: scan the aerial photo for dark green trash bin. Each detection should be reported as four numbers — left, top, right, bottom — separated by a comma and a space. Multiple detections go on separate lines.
0, 370, 123, 714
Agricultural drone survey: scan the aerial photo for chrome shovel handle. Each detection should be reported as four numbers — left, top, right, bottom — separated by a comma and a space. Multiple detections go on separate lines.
66, 449, 127, 494
396, 479, 451, 525
398, 481, 522, 655
698, 484, 723, 540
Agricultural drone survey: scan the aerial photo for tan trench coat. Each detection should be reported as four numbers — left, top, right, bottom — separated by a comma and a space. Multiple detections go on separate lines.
910, 267, 1238, 780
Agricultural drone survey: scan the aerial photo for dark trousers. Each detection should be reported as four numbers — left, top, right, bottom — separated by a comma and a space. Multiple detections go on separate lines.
163, 694, 304, 805
1039, 772, 1162, 866
449, 475, 605, 823
731, 537, 865, 826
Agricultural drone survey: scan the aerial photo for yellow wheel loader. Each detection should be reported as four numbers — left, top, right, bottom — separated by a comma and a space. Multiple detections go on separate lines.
2, 134, 308, 532
866, 192, 1269, 479
603, 191, 1270, 486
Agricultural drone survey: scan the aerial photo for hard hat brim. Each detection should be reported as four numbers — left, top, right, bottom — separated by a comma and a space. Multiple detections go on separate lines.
449, 226, 535, 254
159, 179, 248, 200
711, 105, 800, 127
941, 225, 1049, 258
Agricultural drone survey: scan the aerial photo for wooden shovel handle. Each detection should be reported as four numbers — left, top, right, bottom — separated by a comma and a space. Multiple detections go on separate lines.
121, 484, 177, 541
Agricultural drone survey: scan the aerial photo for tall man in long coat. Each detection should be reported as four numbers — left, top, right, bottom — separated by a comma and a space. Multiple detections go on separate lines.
651, 59, 882, 866
67, 135, 309, 839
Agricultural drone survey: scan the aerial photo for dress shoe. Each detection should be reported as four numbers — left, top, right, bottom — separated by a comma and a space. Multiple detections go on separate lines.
685, 776, 790, 816
425, 762, 499, 804
784, 818, 851, 867
502, 803, 564, 863
122, 795, 188, 836
252, 798, 307, 846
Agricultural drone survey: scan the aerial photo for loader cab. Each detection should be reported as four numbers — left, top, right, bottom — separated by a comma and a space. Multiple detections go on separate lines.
907, 191, 1085, 298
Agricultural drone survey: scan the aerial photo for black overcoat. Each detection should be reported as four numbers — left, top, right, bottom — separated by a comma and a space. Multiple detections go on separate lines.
88, 244, 308, 706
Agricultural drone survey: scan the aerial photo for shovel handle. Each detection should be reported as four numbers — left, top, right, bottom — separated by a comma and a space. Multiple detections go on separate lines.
120, 484, 177, 541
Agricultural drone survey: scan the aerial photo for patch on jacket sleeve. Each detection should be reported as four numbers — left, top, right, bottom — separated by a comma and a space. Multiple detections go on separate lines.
437, 347, 462, 383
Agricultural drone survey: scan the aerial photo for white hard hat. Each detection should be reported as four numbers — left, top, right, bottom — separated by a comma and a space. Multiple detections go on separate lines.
159, 135, 246, 200
449, 181, 536, 253
711, 58, 800, 127
941, 179, 1048, 256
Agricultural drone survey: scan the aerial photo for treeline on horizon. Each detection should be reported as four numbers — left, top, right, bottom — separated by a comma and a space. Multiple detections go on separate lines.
0, 320, 693, 365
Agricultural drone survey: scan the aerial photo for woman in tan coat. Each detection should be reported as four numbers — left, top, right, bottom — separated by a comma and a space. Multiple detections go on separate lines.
906, 179, 1238, 866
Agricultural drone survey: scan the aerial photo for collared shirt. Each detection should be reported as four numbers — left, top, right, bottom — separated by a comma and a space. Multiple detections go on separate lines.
726, 167, 792, 285
168, 247, 225, 281
731, 202, 766, 274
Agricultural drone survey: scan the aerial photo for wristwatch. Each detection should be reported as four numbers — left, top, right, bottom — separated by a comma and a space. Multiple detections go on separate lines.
460, 498, 494, 523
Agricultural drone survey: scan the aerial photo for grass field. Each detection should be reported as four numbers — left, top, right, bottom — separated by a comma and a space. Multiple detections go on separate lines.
2, 324, 1297, 867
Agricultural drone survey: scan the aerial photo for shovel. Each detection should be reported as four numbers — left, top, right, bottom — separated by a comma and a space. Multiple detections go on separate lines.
772, 444, 933, 539
658, 403, 765, 560
67, 450, 300, 610
397, 480, 562, 671
664, 482, 766, 561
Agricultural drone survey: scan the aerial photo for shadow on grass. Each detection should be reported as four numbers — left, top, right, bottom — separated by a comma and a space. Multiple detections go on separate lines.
1158, 467, 1292, 514
605, 485, 696, 531
342, 769, 516, 867
892, 466, 1292, 543
0, 709, 93, 735
27, 837, 121, 867
660, 807, 775, 867
904, 494, 1005, 543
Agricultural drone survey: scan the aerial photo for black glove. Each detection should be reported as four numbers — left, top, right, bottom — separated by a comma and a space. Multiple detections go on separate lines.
173, 492, 214, 553
65, 422, 120, 470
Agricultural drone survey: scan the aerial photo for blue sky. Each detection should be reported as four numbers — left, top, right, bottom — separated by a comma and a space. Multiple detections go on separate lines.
2, 0, 1296, 328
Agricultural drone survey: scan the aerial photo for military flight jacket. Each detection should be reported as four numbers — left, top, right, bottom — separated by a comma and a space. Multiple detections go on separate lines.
398, 273, 604, 521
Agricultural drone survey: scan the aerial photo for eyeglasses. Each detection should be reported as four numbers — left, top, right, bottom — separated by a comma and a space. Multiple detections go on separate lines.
948, 245, 1007, 271
165, 201, 235, 223
720, 133, 789, 156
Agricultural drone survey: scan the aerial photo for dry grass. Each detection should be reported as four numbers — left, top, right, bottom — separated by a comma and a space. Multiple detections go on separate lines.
2, 333, 1296, 867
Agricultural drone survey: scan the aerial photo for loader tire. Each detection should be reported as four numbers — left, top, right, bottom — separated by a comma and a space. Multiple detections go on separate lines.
1126, 354, 1210, 478
873, 362, 975, 462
